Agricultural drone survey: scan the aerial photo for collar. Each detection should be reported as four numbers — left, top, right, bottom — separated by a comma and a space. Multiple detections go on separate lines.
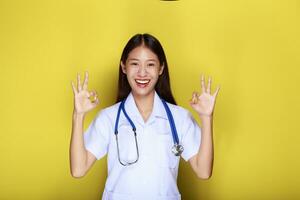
123, 90, 168, 125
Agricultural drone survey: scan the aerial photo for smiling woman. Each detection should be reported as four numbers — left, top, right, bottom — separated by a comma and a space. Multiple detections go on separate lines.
69, 33, 220, 200
120, 46, 164, 100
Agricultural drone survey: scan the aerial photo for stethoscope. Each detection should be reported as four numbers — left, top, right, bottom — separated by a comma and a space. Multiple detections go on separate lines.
114, 94, 184, 166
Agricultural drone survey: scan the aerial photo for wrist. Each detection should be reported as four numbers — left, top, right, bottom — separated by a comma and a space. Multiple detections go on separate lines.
73, 111, 86, 119
199, 114, 213, 121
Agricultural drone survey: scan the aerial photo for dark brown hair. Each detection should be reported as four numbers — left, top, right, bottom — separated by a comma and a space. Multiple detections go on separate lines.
116, 33, 176, 105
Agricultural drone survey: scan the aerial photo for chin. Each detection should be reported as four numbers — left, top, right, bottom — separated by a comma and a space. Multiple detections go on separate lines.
132, 89, 154, 98
130, 86, 156, 98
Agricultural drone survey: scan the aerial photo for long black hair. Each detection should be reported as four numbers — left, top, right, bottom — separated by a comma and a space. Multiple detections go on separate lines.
116, 33, 176, 105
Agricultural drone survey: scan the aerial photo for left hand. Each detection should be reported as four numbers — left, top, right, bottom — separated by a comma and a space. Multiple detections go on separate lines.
189, 74, 220, 118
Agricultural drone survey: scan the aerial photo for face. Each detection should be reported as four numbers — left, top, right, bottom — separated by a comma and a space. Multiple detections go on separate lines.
121, 46, 164, 98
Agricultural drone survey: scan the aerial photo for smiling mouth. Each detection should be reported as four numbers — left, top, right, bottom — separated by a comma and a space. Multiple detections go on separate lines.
135, 79, 150, 88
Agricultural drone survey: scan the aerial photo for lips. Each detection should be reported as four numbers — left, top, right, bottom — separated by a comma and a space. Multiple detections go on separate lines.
135, 79, 150, 88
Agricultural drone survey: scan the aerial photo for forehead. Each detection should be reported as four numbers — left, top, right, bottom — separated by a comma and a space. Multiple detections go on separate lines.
127, 46, 159, 61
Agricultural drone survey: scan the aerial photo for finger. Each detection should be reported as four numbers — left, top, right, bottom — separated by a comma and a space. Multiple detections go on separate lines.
88, 90, 95, 99
192, 91, 197, 97
190, 92, 195, 103
213, 85, 221, 98
92, 96, 100, 105
86, 91, 91, 98
71, 81, 77, 95
89, 90, 97, 97
207, 76, 212, 94
201, 74, 206, 93
90, 95, 96, 102
89, 90, 99, 102
83, 71, 89, 91
77, 73, 82, 92
192, 92, 198, 104
93, 98, 99, 105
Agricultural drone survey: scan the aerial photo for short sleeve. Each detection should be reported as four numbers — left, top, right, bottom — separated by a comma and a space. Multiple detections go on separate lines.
180, 111, 202, 161
83, 110, 111, 160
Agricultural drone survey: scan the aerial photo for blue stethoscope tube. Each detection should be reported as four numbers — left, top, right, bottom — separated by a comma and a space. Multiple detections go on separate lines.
114, 95, 184, 166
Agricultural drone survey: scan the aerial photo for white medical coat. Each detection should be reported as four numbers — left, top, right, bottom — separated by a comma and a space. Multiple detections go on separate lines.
83, 91, 201, 200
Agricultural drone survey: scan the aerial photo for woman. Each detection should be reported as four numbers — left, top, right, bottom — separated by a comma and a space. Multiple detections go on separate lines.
70, 33, 220, 200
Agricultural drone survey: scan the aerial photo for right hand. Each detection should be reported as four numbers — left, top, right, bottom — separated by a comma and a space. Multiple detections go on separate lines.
71, 71, 99, 115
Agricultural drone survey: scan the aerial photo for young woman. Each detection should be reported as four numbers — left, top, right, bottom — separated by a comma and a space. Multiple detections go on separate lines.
70, 33, 220, 200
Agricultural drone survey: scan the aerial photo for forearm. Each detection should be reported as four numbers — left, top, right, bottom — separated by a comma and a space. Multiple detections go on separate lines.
195, 115, 214, 178
69, 112, 88, 177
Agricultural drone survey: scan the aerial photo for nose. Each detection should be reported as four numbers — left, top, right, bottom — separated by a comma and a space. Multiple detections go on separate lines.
137, 64, 147, 76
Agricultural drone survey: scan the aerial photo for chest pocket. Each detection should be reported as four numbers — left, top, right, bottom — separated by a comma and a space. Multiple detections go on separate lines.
155, 121, 179, 168
117, 123, 138, 164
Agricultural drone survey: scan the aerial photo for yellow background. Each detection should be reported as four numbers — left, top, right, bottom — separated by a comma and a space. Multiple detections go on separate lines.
0, 0, 299, 199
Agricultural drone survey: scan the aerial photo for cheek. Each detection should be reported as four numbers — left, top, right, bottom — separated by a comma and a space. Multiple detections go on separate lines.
153, 70, 161, 79
125, 71, 137, 86
126, 70, 135, 79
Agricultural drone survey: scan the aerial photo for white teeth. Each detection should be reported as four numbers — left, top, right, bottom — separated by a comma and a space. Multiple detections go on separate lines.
135, 79, 150, 84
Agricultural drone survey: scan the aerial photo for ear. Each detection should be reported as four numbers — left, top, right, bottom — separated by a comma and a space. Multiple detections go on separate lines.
159, 64, 164, 75
120, 61, 126, 74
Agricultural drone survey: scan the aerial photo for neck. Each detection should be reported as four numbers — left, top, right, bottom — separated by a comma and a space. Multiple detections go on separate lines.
132, 91, 155, 122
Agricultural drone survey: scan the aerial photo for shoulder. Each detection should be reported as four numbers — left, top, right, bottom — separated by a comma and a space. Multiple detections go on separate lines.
165, 102, 191, 120
165, 102, 199, 138
94, 101, 121, 123
100, 102, 121, 115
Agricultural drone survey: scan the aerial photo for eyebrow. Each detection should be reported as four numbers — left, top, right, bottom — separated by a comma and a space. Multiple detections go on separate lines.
128, 58, 157, 62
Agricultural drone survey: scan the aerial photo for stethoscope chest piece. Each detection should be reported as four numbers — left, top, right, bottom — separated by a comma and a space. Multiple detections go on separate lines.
172, 144, 184, 156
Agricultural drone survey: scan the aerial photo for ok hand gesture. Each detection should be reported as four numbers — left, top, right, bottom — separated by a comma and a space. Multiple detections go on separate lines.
71, 71, 99, 115
189, 74, 220, 118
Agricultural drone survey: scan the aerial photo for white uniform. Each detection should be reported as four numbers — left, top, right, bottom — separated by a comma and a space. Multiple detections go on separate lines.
83, 91, 201, 200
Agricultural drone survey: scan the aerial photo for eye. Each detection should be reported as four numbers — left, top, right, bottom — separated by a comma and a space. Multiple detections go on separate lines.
148, 63, 155, 66
130, 62, 138, 66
